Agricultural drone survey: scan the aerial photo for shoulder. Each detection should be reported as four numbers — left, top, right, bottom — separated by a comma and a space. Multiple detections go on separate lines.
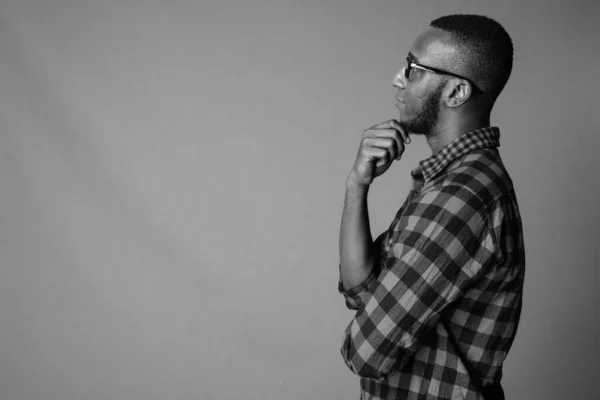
409, 149, 514, 222
439, 148, 514, 208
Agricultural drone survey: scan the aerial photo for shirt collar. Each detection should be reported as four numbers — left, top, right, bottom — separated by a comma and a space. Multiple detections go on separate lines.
412, 127, 501, 183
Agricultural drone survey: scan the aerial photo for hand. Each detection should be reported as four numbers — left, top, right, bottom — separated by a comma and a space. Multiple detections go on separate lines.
348, 120, 410, 187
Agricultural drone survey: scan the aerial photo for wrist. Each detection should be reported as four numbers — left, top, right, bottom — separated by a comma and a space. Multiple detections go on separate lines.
346, 173, 370, 192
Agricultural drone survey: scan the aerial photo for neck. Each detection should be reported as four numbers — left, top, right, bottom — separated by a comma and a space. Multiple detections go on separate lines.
425, 114, 490, 155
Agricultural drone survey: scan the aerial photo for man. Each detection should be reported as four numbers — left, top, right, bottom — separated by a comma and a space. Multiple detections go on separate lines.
338, 14, 525, 400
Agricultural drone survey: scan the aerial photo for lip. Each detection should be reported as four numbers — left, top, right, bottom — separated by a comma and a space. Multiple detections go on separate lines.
395, 97, 405, 104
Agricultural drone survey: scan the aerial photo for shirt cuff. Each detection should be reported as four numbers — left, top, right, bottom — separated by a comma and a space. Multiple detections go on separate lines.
338, 266, 378, 310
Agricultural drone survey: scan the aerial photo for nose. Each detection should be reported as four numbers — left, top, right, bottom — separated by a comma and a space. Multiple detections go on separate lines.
393, 67, 407, 89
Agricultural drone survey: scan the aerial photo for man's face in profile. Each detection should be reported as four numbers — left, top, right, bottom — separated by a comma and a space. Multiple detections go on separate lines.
395, 28, 454, 135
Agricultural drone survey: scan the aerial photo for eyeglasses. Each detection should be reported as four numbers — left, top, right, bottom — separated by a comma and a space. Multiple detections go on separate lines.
405, 56, 482, 93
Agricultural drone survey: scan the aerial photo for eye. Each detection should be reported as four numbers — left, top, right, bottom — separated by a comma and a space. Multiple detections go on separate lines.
407, 64, 421, 81
407, 67, 416, 80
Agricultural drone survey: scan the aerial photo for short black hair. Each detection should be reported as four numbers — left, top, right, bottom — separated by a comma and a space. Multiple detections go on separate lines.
430, 14, 513, 96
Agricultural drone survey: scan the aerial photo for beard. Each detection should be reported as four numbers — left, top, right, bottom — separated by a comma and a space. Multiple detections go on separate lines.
399, 82, 445, 135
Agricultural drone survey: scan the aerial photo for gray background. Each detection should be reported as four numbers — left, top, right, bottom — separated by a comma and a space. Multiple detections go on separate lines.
0, 0, 598, 399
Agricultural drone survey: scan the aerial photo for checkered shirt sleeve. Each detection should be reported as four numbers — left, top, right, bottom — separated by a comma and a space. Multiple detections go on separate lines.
337, 127, 525, 399
341, 185, 494, 378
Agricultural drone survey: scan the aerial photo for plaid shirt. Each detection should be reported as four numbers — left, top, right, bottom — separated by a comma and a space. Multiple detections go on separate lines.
339, 127, 525, 400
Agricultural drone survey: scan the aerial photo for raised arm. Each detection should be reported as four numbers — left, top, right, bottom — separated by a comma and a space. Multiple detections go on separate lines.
339, 120, 409, 290
341, 187, 495, 379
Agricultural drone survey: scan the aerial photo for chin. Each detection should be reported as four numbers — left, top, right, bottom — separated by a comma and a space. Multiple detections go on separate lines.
399, 121, 420, 136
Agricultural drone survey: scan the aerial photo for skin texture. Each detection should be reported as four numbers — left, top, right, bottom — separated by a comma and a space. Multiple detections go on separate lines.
340, 26, 494, 290
396, 80, 445, 138
394, 27, 491, 154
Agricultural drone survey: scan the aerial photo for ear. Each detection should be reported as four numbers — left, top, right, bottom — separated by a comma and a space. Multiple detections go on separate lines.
444, 80, 472, 108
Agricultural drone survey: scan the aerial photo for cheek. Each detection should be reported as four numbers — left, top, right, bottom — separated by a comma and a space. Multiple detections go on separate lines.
405, 88, 423, 109
404, 96, 421, 115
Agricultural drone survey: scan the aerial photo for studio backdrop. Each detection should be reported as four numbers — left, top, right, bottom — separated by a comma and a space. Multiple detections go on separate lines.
0, 1, 598, 399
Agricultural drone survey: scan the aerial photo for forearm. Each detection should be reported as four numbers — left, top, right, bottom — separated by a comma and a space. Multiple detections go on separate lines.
339, 177, 376, 290
339, 119, 408, 290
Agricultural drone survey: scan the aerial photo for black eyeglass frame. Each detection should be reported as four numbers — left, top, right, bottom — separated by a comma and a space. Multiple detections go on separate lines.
405, 56, 483, 93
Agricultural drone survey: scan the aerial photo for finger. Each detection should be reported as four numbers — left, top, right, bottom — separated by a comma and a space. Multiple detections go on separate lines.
363, 145, 389, 161
364, 128, 400, 140
365, 123, 409, 159
364, 130, 403, 160
364, 147, 390, 167
369, 120, 408, 142
369, 119, 397, 130
388, 119, 411, 144
375, 158, 390, 168
363, 137, 398, 161
381, 128, 404, 160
